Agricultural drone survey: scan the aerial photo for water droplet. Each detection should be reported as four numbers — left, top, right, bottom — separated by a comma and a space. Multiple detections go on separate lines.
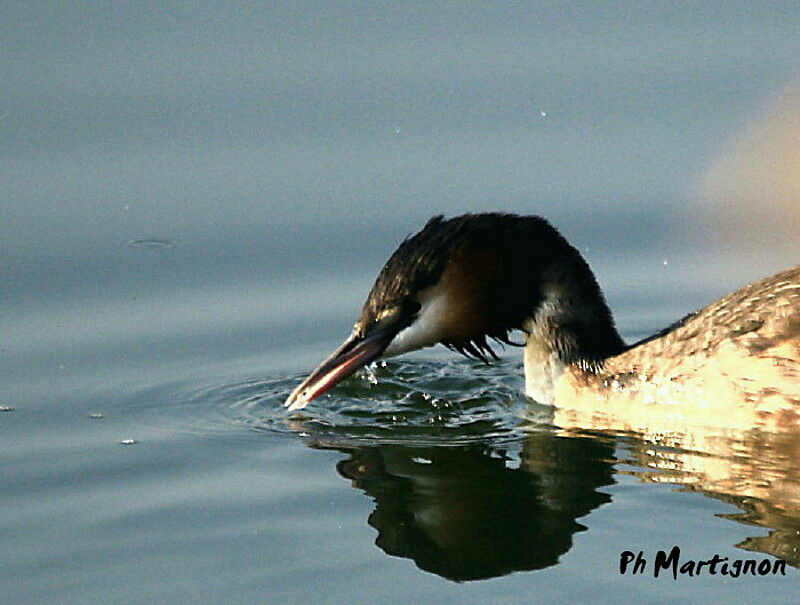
363, 365, 378, 385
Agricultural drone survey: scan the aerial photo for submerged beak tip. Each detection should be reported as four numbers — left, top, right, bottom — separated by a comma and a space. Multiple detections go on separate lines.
284, 324, 397, 412
284, 388, 310, 410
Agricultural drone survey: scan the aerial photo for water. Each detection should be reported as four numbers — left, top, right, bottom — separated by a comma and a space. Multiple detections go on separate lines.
3, 3, 800, 603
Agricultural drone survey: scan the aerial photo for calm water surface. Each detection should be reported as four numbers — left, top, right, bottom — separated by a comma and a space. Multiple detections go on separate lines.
3, 3, 800, 603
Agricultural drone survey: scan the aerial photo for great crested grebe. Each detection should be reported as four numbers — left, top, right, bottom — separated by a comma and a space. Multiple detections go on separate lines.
285, 213, 800, 430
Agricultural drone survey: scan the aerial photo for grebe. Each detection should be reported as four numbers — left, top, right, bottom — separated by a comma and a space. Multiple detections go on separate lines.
285, 213, 800, 430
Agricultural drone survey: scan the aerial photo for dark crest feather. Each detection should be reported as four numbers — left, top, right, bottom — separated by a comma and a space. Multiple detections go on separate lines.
445, 335, 501, 364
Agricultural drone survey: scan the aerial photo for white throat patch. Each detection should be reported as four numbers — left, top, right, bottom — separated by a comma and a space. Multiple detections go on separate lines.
382, 288, 448, 357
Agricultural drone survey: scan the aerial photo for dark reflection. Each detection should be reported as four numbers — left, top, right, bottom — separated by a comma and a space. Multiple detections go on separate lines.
309, 433, 614, 581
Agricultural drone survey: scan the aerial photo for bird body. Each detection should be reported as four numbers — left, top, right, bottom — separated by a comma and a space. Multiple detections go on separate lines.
555, 266, 800, 432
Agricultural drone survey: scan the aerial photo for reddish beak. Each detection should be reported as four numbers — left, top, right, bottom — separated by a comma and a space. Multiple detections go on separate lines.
284, 326, 396, 410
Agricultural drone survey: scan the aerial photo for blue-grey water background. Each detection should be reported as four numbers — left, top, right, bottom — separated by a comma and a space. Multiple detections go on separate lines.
3, 2, 800, 603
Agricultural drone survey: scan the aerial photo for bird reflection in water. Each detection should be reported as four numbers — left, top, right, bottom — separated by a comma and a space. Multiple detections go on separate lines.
286, 412, 800, 580
315, 433, 612, 581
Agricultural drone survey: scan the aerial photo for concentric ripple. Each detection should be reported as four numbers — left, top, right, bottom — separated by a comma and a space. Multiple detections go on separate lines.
122, 357, 540, 447
232, 358, 535, 445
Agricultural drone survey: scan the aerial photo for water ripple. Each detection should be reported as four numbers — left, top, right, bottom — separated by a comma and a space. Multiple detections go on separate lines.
125, 238, 176, 249
122, 358, 536, 447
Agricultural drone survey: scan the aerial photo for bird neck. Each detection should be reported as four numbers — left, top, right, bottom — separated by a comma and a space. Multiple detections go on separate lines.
521, 255, 626, 404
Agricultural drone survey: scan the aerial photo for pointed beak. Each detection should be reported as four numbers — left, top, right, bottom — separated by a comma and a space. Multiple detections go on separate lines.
284, 324, 398, 410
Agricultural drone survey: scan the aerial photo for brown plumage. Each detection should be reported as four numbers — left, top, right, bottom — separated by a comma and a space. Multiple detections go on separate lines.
558, 266, 800, 432
286, 213, 800, 432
